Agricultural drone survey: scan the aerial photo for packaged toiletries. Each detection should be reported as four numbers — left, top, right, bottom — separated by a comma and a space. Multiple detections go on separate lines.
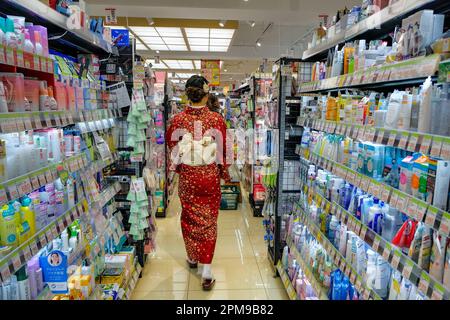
0, 204, 20, 247
429, 233, 446, 283
24, 79, 41, 112
418, 226, 432, 271
418, 77, 432, 133
408, 223, 424, 263
392, 220, 418, 254
443, 241, 450, 290
0, 73, 25, 112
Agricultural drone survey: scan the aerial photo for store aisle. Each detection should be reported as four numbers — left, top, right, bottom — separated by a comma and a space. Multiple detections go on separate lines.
132, 187, 288, 300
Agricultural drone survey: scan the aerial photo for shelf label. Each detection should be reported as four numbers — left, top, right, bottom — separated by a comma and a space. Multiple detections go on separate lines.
34, 116, 43, 129
430, 137, 443, 157
45, 170, 53, 183
373, 235, 381, 252
54, 114, 62, 127
30, 241, 39, 256
419, 135, 432, 154
425, 206, 438, 228
0, 187, 8, 206
431, 284, 445, 300
0, 263, 11, 282
387, 130, 397, 146
7, 183, 20, 201
395, 193, 409, 213
439, 212, 450, 236
402, 259, 414, 280
359, 225, 368, 240
44, 114, 52, 127
418, 271, 430, 295
12, 254, 21, 270
440, 138, 450, 160
415, 202, 428, 222
391, 249, 402, 269
380, 186, 391, 203
382, 243, 392, 261
397, 132, 409, 150
407, 133, 419, 152
17, 178, 32, 195
5, 47, 14, 65
376, 128, 385, 144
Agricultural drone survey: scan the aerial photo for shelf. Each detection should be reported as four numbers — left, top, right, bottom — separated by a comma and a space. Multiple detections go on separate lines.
0, 153, 88, 203
302, 0, 438, 61
297, 116, 450, 161
299, 55, 440, 93
285, 236, 329, 300
293, 199, 382, 300
299, 181, 450, 300
300, 148, 450, 237
276, 261, 298, 300
1, 0, 116, 57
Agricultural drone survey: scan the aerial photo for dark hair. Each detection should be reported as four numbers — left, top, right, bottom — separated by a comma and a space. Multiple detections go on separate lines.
186, 87, 208, 103
185, 75, 209, 103
207, 94, 221, 113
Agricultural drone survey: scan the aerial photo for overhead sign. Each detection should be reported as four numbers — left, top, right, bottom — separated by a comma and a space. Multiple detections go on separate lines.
201, 60, 221, 86
105, 8, 117, 25
111, 29, 129, 46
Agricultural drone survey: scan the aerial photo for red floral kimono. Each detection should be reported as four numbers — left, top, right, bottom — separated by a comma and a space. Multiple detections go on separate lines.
166, 106, 230, 264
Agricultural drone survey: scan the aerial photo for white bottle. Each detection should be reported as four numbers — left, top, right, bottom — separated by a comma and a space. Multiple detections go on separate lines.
34, 31, 43, 56
0, 82, 8, 113
61, 229, 69, 252
69, 236, 77, 251
23, 30, 34, 53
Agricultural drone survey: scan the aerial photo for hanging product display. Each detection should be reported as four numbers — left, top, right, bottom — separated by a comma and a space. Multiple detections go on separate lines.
127, 178, 150, 241
126, 89, 151, 161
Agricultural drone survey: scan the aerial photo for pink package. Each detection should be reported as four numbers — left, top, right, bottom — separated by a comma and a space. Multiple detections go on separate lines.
54, 82, 68, 111
66, 83, 75, 111
74, 86, 84, 111
0, 73, 25, 112
28, 25, 49, 57
24, 79, 40, 111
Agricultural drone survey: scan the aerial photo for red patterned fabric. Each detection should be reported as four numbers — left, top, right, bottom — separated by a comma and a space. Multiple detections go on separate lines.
166, 106, 229, 264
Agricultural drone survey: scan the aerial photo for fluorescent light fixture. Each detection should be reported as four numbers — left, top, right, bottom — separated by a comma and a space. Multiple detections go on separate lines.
193, 60, 202, 69
147, 18, 155, 26
190, 45, 209, 51
163, 37, 186, 45
210, 46, 228, 52
210, 38, 231, 46
162, 60, 194, 69
210, 29, 235, 39
136, 43, 148, 50
177, 73, 197, 78
188, 38, 209, 46
140, 36, 165, 44
178, 60, 194, 68
129, 27, 159, 37
167, 45, 188, 51
219, 20, 226, 27
185, 28, 210, 38
156, 27, 182, 37
149, 44, 168, 50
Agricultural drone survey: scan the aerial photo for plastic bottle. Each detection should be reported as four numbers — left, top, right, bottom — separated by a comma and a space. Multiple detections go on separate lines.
47, 86, 58, 110
16, 266, 31, 300
23, 30, 34, 53
5, 18, 18, 48
20, 197, 36, 237
61, 229, 69, 252
0, 82, 8, 113
0, 204, 20, 247
39, 81, 50, 111
0, 17, 6, 45
418, 77, 432, 133
34, 31, 43, 56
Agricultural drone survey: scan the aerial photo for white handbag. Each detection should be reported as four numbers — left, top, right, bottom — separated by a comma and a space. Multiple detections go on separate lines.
174, 133, 217, 166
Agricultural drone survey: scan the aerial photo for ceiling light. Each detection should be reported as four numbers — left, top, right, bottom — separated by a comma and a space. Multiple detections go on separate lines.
193, 60, 201, 69
136, 43, 148, 50
156, 50, 160, 53
155, 27, 183, 37
256, 41, 262, 47
249, 21, 256, 27
210, 29, 235, 39
190, 45, 209, 52
167, 45, 188, 51
163, 37, 186, 45
129, 27, 159, 37
148, 44, 168, 50
224, 69, 228, 72
219, 20, 226, 27
140, 36, 165, 44
188, 38, 209, 46
185, 28, 210, 38
210, 46, 228, 52
147, 18, 155, 26
210, 38, 231, 46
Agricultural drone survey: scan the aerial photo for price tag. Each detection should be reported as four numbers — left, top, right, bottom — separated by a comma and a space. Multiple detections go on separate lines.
34, 116, 43, 129
396, 193, 409, 213
361, 176, 370, 192
431, 284, 445, 300
418, 271, 430, 295
440, 138, 450, 160
0, 264, 11, 282
391, 249, 402, 269
419, 135, 432, 155
7, 183, 20, 200
387, 131, 397, 146
5, 47, 14, 65
54, 114, 62, 127
402, 260, 414, 280
382, 243, 392, 261
30, 241, 39, 256
38, 173, 47, 186
397, 132, 409, 150
0, 188, 8, 206
362, 289, 370, 300
357, 126, 365, 141
23, 246, 32, 261
375, 129, 385, 144
380, 186, 391, 203
16, 119, 25, 132
24, 118, 33, 130
425, 207, 438, 228
39, 233, 48, 248
415, 202, 427, 222
44, 114, 52, 128
407, 133, 419, 152
359, 226, 368, 240
389, 191, 399, 210
373, 235, 381, 252
51, 225, 59, 238
17, 178, 32, 195
350, 271, 356, 284
430, 137, 443, 157
354, 221, 362, 236
12, 254, 21, 270
439, 212, 450, 236
45, 170, 53, 183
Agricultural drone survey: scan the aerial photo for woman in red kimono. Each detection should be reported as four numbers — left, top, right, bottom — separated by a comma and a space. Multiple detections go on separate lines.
166, 76, 230, 290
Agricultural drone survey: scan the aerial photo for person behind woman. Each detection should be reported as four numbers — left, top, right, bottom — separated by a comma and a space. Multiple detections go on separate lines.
166, 75, 230, 290
206, 94, 222, 115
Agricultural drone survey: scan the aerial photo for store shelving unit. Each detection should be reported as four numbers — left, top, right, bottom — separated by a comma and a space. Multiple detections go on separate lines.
1, 0, 117, 56
302, 0, 439, 61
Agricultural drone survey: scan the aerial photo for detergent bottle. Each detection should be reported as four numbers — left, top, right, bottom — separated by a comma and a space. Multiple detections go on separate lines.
20, 197, 36, 237
0, 204, 20, 247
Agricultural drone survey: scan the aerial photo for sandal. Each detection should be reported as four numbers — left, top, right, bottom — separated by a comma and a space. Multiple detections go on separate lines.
186, 259, 198, 269
202, 278, 216, 291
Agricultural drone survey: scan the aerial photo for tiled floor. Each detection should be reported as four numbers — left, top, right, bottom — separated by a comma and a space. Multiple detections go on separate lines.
132, 187, 288, 300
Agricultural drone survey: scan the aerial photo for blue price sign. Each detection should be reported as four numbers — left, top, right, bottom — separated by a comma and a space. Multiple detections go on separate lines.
111, 29, 130, 46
